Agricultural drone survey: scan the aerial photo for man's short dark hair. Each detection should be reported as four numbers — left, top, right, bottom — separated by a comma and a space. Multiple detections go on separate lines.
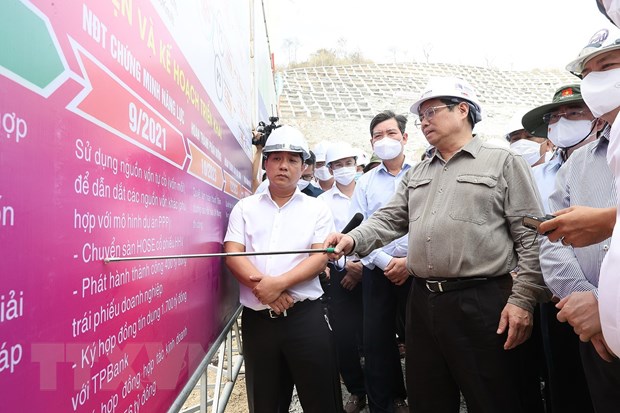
438, 98, 476, 129
305, 150, 316, 166
370, 110, 408, 136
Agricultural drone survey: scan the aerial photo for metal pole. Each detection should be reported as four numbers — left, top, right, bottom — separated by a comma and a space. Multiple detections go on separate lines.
104, 248, 335, 263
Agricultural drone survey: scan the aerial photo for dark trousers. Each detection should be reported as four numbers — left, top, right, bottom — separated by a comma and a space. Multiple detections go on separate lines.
406, 276, 524, 413
580, 340, 620, 413
513, 305, 546, 413
540, 302, 594, 413
329, 264, 366, 397
241, 300, 343, 413
362, 265, 409, 412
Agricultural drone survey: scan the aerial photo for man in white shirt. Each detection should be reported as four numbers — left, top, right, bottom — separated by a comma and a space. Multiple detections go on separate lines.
319, 142, 367, 413
313, 140, 335, 191
349, 110, 411, 413
224, 125, 342, 412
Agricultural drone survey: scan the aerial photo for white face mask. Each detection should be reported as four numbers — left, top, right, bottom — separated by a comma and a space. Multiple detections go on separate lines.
547, 118, 593, 148
373, 138, 403, 160
332, 166, 357, 185
314, 165, 332, 181
297, 179, 310, 190
581, 67, 620, 118
602, 0, 620, 27
510, 139, 543, 166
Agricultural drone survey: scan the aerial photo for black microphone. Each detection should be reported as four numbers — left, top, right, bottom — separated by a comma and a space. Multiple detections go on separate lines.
341, 213, 364, 234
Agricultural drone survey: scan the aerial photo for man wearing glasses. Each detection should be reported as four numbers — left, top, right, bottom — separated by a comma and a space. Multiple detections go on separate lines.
522, 85, 604, 213
325, 77, 549, 413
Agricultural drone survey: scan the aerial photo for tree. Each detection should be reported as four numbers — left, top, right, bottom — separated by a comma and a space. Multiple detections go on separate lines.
308, 48, 337, 67
283, 37, 301, 65
423, 43, 433, 64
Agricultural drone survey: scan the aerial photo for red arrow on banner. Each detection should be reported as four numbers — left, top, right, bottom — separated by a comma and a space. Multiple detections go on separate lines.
69, 47, 188, 169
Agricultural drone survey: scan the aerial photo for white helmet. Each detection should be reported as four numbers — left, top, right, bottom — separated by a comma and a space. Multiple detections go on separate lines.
354, 149, 370, 166
312, 140, 332, 163
263, 125, 310, 161
325, 142, 357, 166
566, 28, 620, 77
504, 109, 530, 141
410, 76, 482, 124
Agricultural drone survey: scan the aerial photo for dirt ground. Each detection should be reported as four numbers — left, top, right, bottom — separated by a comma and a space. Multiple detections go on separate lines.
180, 356, 469, 413
181, 368, 369, 413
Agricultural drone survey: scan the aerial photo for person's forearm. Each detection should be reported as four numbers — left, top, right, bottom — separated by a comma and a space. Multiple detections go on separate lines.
223, 242, 262, 288
276, 248, 328, 290
224, 255, 262, 288
251, 145, 263, 193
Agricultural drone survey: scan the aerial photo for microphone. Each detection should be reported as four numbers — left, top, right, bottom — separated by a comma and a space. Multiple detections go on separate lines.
341, 213, 364, 234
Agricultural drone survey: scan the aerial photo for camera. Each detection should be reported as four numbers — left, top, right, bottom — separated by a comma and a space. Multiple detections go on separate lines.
253, 116, 280, 147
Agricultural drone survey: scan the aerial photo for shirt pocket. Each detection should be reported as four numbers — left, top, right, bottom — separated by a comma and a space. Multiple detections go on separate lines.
449, 174, 498, 225
407, 178, 432, 222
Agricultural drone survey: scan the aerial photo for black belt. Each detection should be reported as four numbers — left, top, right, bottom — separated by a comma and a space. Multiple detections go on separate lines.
416, 274, 509, 293
254, 298, 316, 319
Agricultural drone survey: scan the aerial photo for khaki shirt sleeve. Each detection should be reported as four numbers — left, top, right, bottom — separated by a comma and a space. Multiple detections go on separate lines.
503, 155, 552, 312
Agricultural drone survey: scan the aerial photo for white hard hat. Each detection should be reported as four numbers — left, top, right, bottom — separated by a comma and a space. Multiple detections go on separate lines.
313, 140, 332, 162
354, 149, 370, 166
504, 109, 530, 141
410, 76, 482, 123
325, 142, 358, 165
263, 125, 310, 161
566, 28, 620, 77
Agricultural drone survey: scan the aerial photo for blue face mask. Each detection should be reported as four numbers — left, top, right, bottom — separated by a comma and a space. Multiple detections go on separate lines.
354, 172, 363, 181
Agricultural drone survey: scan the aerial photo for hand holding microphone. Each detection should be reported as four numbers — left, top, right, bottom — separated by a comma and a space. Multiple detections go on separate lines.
323, 213, 363, 260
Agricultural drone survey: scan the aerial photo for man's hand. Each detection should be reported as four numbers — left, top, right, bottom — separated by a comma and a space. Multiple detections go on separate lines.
321, 266, 331, 281
591, 333, 617, 362
497, 303, 533, 350
538, 206, 615, 248
345, 261, 363, 281
340, 274, 359, 291
323, 233, 354, 260
249, 275, 284, 305
384, 257, 410, 286
556, 291, 601, 342
268, 291, 294, 315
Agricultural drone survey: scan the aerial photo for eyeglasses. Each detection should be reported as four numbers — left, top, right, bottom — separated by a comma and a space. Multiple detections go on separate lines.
414, 104, 455, 128
542, 109, 588, 124
301, 174, 314, 181
518, 229, 539, 250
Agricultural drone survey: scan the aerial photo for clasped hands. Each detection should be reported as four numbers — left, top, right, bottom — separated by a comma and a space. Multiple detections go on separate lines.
249, 275, 293, 315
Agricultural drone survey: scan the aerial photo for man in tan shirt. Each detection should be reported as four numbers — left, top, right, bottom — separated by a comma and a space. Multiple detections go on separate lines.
325, 77, 550, 413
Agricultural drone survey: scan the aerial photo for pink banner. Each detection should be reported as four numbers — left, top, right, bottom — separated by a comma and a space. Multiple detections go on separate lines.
0, 1, 250, 411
